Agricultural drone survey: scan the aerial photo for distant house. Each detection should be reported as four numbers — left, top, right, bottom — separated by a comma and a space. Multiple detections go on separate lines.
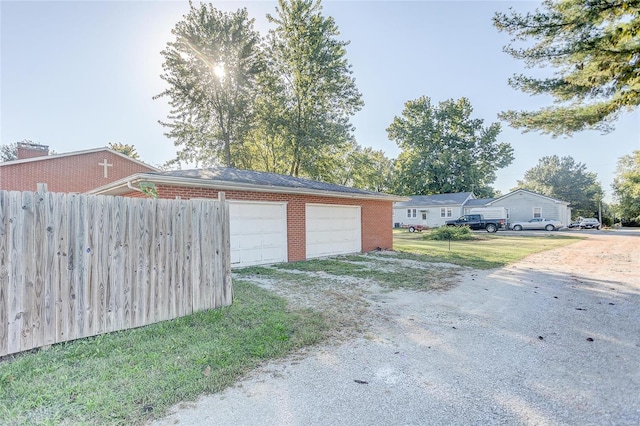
392, 192, 475, 229
0, 142, 157, 193
484, 189, 571, 226
90, 167, 405, 268
393, 189, 571, 229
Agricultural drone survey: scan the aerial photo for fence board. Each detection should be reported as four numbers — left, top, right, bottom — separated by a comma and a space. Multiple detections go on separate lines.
191, 201, 203, 312
123, 197, 133, 330
76, 194, 88, 339
167, 200, 178, 320
8, 192, 22, 354
156, 200, 169, 322
202, 202, 214, 310
148, 199, 158, 325
32, 188, 46, 350
20, 191, 34, 351
0, 193, 8, 354
178, 202, 189, 318
111, 195, 125, 332
54, 193, 67, 344
43, 192, 56, 345
218, 193, 232, 306
0, 190, 231, 356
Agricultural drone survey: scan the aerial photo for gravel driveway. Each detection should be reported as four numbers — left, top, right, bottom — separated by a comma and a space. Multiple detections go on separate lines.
154, 232, 640, 426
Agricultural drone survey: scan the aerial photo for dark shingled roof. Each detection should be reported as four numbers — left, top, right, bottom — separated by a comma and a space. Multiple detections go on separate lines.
148, 167, 391, 197
394, 192, 474, 207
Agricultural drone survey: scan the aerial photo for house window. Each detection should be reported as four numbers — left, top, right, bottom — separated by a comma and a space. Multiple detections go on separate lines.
533, 207, 542, 218
421, 212, 427, 220
441, 207, 453, 218
407, 208, 416, 218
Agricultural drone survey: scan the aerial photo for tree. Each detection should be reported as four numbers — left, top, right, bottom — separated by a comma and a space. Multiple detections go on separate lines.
155, 2, 262, 167
612, 150, 640, 222
108, 142, 140, 159
260, 0, 363, 177
0, 143, 18, 162
387, 96, 514, 197
493, 0, 640, 136
516, 155, 604, 217
0, 140, 45, 161
333, 144, 394, 192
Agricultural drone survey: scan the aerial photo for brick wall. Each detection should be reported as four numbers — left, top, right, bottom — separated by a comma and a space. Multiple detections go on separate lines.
0, 151, 155, 193
123, 184, 393, 262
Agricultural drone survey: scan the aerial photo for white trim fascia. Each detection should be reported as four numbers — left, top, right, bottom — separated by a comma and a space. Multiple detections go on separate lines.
0, 147, 159, 171
394, 202, 464, 209
88, 174, 408, 202
487, 188, 569, 206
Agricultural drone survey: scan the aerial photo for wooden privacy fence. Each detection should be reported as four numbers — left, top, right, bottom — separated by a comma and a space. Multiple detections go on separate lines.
0, 189, 232, 356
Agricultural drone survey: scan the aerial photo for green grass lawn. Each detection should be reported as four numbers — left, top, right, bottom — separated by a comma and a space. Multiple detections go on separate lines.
393, 229, 583, 269
0, 230, 583, 425
0, 281, 326, 425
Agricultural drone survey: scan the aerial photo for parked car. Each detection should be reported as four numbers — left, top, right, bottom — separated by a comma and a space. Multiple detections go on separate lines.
510, 218, 562, 231
579, 218, 601, 229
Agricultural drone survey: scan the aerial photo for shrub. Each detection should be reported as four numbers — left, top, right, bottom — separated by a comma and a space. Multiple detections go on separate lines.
424, 226, 473, 240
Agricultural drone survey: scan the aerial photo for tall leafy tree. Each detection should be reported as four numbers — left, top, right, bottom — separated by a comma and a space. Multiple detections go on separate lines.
261, 0, 363, 177
333, 144, 394, 192
494, 0, 640, 136
387, 96, 514, 197
612, 150, 640, 222
516, 155, 604, 217
155, 2, 262, 167
108, 142, 140, 159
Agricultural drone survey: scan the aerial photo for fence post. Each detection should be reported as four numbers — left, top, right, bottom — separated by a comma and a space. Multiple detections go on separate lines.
36, 183, 48, 193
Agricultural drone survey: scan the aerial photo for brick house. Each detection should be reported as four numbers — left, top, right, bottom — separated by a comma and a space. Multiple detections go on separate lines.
0, 142, 157, 193
90, 167, 405, 267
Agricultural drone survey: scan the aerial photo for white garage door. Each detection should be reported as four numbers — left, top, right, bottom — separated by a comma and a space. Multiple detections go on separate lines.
306, 204, 361, 259
229, 201, 287, 268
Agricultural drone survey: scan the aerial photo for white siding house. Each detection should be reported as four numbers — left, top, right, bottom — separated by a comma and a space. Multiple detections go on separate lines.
485, 189, 571, 226
392, 193, 475, 229
393, 189, 571, 230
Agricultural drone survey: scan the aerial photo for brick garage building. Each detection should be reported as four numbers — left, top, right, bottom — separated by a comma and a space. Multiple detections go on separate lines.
0, 142, 157, 193
90, 168, 405, 267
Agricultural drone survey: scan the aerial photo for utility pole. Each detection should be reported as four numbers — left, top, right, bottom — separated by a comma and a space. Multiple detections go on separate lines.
598, 201, 602, 225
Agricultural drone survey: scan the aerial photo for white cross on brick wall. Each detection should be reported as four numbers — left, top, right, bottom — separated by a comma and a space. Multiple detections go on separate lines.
98, 159, 113, 178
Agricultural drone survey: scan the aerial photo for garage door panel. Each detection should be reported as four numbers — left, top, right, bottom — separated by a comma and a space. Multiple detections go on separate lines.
229, 201, 287, 267
306, 204, 361, 259
238, 248, 266, 265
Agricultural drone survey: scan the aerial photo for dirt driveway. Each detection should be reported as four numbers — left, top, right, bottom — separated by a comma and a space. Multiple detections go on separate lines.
155, 232, 640, 426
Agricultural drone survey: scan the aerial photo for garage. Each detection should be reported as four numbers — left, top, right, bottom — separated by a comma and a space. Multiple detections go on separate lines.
306, 204, 361, 259
93, 167, 402, 264
229, 201, 287, 267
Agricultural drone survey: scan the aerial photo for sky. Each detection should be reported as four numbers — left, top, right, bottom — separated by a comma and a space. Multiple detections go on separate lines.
1, 0, 639, 201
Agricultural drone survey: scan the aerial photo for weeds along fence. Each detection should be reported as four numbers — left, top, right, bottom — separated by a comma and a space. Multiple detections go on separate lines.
0, 189, 232, 356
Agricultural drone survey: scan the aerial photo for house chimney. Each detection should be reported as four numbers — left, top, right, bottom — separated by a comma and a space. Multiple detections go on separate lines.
17, 142, 49, 160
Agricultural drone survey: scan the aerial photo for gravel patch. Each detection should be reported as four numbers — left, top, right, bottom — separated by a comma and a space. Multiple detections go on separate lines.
154, 233, 640, 426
